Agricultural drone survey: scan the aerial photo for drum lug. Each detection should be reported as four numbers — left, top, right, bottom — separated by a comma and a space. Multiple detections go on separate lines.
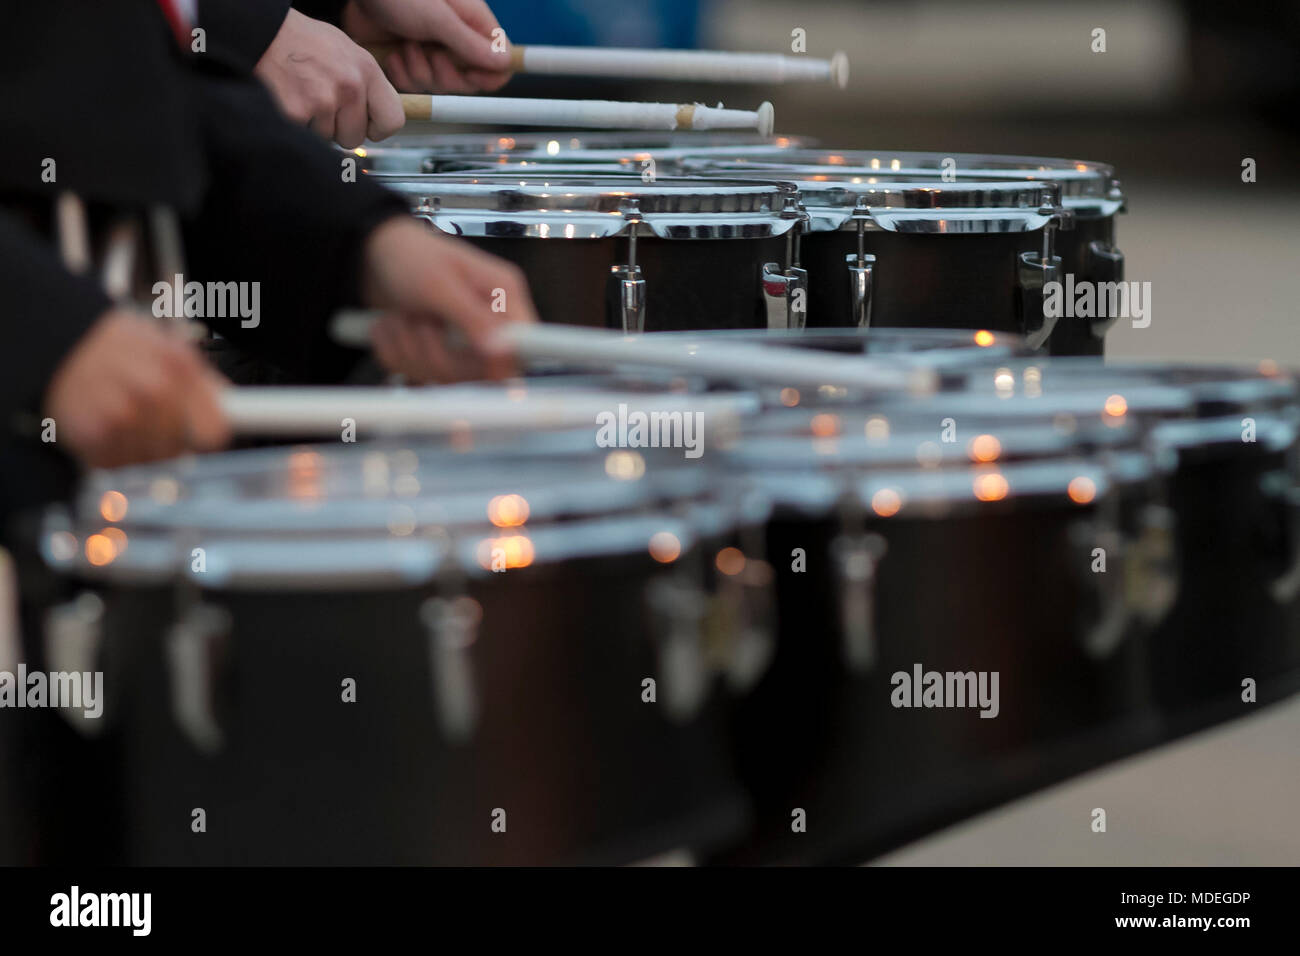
607, 199, 647, 334
713, 515, 777, 691
421, 595, 483, 743
1017, 250, 1062, 350
1260, 471, 1300, 603
1128, 503, 1179, 624
646, 572, 710, 723
43, 591, 108, 737
845, 199, 875, 328
727, 557, 776, 690
166, 602, 232, 754
1086, 240, 1125, 338
608, 265, 647, 333
1109, 178, 1127, 214
829, 531, 887, 673
1069, 518, 1130, 659
845, 253, 875, 329
761, 262, 807, 330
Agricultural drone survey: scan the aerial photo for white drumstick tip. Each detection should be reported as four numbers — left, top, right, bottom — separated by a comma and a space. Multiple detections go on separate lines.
830, 51, 849, 89
757, 101, 775, 137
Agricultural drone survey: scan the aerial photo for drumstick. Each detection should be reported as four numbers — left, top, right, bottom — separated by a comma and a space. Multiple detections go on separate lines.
369, 43, 849, 88
400, 95, 775, 135
219, 386, 754, 437
499, 323, 936, 394
328, 312, 937, 396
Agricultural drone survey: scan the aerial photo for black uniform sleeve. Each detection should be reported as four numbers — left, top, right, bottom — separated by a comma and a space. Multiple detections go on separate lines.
198, 0, 293, 73
179, 66, 408, 381
0, 212, 111, 429
293, 0, 350, 27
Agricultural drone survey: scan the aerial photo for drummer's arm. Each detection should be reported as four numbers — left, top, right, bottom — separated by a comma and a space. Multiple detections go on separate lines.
200, 0, 403, 146
179, 67, 533, 384
0, 212, 227, 467
197, 0, 293, 72
180, 66, 406, 380
0, 211, 108, 434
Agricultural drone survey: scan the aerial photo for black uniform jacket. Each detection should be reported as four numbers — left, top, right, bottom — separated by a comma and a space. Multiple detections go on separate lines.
0, 0, 406, 523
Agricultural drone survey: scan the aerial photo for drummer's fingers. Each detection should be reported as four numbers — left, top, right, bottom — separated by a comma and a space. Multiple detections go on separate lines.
361, 61, 404, 143
381, 49, 415, 94
402, 41, 438, 92
369, 313, 406, 376
428, 51, 473, 94
335, 85, 370, 150
409, 318, 469, 383
382, 313, 436, 382
462, 67, 511, 92
183, 369, 232, 453
435, 1, 510, 72
450, 245, 538, 324
430, 281, 518, 380
449, 0, 503, 36
117, 345, 195, 460
309, 101, 337, 145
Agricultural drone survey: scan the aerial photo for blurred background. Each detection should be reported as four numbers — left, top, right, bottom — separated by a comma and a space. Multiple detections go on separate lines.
486, 0, 1300, 865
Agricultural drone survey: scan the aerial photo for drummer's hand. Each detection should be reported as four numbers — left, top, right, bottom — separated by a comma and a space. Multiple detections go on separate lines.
255, 9, 405, 147
342, 0, 512, 93
43, 311, 231, 468
360, 217, 536, 383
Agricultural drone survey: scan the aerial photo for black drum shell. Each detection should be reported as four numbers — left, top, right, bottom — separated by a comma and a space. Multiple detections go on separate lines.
462, 234, 788, 332
1150, 436, 1300, 729
800, 229, 1041, 337
48, 545, 747, 866
717, 487, 1157, 864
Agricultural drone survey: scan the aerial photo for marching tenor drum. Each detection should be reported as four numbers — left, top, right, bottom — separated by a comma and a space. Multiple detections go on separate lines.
372, 173, 809, 333
681, 150, 1125, 354
37, 435, 772, 865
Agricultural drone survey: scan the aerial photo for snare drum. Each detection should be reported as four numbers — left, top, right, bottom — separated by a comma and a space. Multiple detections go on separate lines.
711, 405, 1169, 863
38, 441, 768, 864
682, 150, 1125, 354
372, 173, 807, 333
941, 360, 1300, 730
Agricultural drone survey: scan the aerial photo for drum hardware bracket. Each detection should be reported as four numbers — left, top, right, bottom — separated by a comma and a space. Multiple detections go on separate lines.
762, 195, 810, 331
724, 558, 776, 691
846, 200, 875, 328
830, 530, 887, 674
166, 600, 232, 755
761, 263, 808, 331
720, 499, 778, 690
1016, 250, 1062, 350
1259, 471, 1300, 604
646, 566, 711, 723
608, 199, 647, 334
420, 590, 483, 745
1068, 516, 1131, 659
43, 591, 110, 737
1129, 503, 1179, 624
1085, 239, 1126, 339
1109, 178, 1128, 215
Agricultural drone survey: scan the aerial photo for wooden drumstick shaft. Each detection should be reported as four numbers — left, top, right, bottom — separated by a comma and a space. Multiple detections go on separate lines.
368, 44, 849, 88
400, 95, 774, 135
